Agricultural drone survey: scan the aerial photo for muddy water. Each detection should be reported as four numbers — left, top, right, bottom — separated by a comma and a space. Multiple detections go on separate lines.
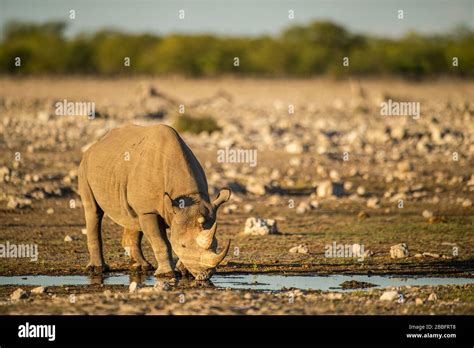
1, 273, 473, 291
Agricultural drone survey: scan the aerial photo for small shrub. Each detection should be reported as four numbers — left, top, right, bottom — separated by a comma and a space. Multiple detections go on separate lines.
173, 114, 221, 134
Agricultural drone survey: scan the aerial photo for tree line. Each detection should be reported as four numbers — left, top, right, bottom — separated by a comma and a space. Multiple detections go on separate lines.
1, 20, 473, 77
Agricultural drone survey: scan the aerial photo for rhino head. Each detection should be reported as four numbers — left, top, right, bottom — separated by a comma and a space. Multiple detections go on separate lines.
165, 188, 231, 280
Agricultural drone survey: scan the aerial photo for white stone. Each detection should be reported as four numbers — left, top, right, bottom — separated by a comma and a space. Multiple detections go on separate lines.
129, 281, 139, 293
289, 244, 309, 254
462, 199, 472, 207
366, 197, 380, 209
243, 217, 278, 236
243, 204, 254, 213
31, 286, 46, 294
380, 290, 399, 301
285, 142, 304, 154
422, 210, 433, 218
246, 182, 266, 196
390, 243, 409, 258
11, 288, 29, 301
316, 180, 344, 198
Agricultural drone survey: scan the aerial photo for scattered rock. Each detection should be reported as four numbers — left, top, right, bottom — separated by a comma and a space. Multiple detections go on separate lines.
380, 290, 399, 301
154, 281, 171, 291
356, 186, 366, 196
7, 197, 32, 209
46, 208, 55, 214
296, 201, 311, 214
422, 252, 441, 258
244, 292, 253, 300
243, 204, 254, 213
326, 293, 343, 300
129, 281, 139, 293
243, 217, 278, 236
285, 141, 305, 154
462, 199, 472, 207
31, 286, 46, 295
390, 243, 409, 258
397, 160, 414, 172
11, 288, 29, 302
64, 235, 73, 242
246, 182, 266, 196
316, 180, 344, 198
364, 250, 374, 258
415, 298, 424, 306
289, 244, 309, 254
366, 197, 381, 209
343, 181, 353, 191
422, 209, 433, 219
428, 216, 447, 224
138, 287, 155, 294
428, 293, 438, 302
358, 211, 370, 220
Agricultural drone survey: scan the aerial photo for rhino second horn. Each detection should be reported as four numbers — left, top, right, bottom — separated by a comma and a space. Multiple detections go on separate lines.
196, 221, 217, 249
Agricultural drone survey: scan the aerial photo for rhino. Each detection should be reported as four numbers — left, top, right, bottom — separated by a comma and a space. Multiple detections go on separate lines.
78, 124, 231, 280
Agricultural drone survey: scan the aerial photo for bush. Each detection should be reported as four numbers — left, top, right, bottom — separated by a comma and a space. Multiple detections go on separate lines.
173, 114, 221, 134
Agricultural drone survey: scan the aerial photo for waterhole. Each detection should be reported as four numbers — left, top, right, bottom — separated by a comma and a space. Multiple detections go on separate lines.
0, 273, 473, 291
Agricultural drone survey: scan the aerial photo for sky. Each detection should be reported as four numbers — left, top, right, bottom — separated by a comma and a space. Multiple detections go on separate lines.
0, 0, 473, 38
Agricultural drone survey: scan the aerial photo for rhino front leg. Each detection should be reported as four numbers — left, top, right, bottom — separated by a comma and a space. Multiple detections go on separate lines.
121, 228, 152, 271
176, 259, 192, 279
138, 214, 175, 278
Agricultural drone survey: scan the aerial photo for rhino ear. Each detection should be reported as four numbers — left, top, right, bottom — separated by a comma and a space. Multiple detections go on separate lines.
212, 188, 231, 210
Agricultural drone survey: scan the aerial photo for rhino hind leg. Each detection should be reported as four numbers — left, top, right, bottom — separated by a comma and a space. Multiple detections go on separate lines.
79, 173, 109, 274
122, 228, 152, 272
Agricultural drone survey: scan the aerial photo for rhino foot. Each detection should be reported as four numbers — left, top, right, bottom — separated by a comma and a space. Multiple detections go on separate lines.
131, 261, 153, 272
86, 262, 110, 274
176, 263, 193, 279
154, 270, 176, 280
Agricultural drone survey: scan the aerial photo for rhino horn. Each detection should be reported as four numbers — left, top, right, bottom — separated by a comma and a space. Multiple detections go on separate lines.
200, 239, 230, 268
201, 239, 231, 267
196, 221, 217, 249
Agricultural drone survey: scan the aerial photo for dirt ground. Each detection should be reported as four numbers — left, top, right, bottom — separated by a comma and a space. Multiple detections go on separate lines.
0, 77, 473, 314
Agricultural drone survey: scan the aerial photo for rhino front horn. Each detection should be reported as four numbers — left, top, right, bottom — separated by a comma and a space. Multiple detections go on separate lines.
202, 239, 231, 267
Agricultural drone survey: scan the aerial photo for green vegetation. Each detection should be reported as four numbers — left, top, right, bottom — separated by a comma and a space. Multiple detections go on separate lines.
1, 20, 473, 77
172, 114, 221, 134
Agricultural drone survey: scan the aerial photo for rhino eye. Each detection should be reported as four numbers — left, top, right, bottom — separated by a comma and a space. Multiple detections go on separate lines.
181, 244, 186, 248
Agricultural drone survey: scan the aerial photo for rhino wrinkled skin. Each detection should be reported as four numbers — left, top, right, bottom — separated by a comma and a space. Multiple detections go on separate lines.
78, 124, 231, 280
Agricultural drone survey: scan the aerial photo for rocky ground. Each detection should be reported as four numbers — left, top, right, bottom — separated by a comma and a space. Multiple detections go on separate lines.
0, 77, 473, 314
